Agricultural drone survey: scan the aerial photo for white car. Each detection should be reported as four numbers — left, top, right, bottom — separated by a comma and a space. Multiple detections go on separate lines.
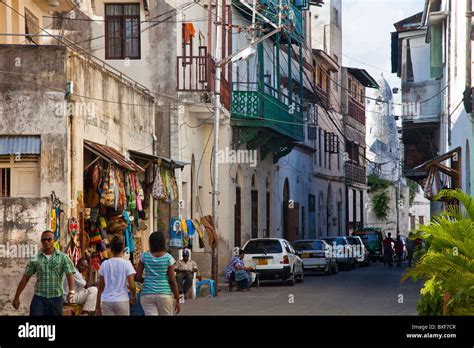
242, 238, 304, 285
346, 236, 370, 266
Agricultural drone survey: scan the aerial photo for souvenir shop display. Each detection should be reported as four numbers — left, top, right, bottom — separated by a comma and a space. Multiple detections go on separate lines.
152, 167, 179, 202
78, 161, 148, 266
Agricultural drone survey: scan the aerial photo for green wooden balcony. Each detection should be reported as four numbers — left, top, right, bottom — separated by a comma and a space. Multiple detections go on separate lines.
231, 82, 304, 142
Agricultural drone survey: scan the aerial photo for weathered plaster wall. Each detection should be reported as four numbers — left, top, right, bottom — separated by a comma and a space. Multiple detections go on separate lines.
0, 198, 48, 315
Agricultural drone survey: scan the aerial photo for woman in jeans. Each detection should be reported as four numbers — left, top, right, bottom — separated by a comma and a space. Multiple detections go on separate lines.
135, 231, 180, 315
96, 236, 136, 315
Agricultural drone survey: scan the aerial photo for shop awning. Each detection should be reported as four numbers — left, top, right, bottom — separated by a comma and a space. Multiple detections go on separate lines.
158, 156, 189, 169
84, 141, 144, 172
128, 150, 189, 169
0, 135, 41, 155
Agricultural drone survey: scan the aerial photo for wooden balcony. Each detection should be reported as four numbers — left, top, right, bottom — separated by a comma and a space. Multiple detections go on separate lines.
231, 82, 304, 142
348, 97, 365, 125
176, 54, 231, 110
345, 161, 366, 185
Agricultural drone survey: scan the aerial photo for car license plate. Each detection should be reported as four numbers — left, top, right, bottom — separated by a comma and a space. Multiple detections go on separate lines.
257, 258, 268, 265
302, 253, 310, 258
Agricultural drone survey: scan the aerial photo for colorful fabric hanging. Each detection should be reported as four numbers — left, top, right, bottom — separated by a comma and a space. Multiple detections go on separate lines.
191, 218, 206, 249
201, 215, 218, 248
122, 211, 135, 253
135, 175, 143, 211
116, 169, 126, 211
191, 219, 205, 240
186, 219, 195, 237
128, 172, 137, 210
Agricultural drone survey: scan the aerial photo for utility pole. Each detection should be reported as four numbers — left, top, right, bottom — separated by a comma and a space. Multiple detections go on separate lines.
211, 0, 223, 293
210, 5, 283, 286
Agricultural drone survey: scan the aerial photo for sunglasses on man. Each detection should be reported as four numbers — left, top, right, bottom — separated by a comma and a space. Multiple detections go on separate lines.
41, 237, 53, 242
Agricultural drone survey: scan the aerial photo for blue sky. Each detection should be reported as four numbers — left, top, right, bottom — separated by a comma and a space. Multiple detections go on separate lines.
342, 0, 426, 98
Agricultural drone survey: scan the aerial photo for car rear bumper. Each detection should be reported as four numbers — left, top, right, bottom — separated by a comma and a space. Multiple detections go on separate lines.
303, 259, 330, 270
256, 266, 291, 281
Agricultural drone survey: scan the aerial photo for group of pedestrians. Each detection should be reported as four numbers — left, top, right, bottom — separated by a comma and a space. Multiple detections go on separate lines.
382, 232, 418, 267
13, 229, 192, 316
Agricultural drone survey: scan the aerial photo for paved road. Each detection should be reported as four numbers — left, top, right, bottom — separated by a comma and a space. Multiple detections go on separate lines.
180, 262, 423, 315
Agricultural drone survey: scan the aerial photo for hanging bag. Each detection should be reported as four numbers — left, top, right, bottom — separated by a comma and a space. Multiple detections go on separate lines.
135, 175, 143, 211
101, 166, 116, 208
152, 166, 164, 200
128, 173, 137, 210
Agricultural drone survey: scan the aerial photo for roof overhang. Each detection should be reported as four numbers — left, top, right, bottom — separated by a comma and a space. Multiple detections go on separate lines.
128, 150, 189, 169
84, 141, 144, 172
0, 135, 41, 155
346, 67, 379, 89
312, 49, 339, 72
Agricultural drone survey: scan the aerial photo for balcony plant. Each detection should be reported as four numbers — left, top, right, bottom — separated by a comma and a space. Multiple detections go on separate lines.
402, 189, 474, 315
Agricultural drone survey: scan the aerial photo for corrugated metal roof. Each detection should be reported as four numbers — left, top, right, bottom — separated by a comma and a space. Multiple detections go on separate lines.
84, 141, 144, 172
0, 136, 41, 155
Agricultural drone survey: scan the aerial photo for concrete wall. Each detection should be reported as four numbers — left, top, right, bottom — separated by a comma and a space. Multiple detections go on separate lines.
366, 184, 410, 238
0, 43, 155, 314
0, 198, 48, 315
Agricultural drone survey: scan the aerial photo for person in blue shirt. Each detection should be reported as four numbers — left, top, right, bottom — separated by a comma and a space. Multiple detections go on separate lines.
135, 231, 181, 315
225, 249, 254, 291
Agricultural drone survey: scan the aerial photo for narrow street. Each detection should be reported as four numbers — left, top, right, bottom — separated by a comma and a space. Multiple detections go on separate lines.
181, 263, 423, 315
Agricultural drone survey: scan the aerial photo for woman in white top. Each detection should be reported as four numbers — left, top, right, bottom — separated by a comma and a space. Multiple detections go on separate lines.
96, 236, 136, 315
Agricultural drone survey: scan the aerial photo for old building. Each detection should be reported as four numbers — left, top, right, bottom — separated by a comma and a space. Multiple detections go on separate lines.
341, 67, 379, 234
308, 0, 347, 237
0, 0, 156, 314
393, 0, 472, 216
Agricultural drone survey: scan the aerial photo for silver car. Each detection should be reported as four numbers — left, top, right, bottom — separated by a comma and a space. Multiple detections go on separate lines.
293, 239, 338, 275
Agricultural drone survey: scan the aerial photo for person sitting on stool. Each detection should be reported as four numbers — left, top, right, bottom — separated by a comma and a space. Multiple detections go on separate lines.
64, 257, 98, 315
175, 249, 199, 296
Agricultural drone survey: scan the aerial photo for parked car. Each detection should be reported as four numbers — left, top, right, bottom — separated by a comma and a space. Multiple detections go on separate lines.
346, 236, 370, 267
242, 238, 304, 285
352, 228, 384, 262
293, 239, 338, 275
321, 237, 357, 270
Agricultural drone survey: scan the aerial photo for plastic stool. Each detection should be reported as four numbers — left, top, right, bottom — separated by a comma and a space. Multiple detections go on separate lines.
195, 279, 216, 298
